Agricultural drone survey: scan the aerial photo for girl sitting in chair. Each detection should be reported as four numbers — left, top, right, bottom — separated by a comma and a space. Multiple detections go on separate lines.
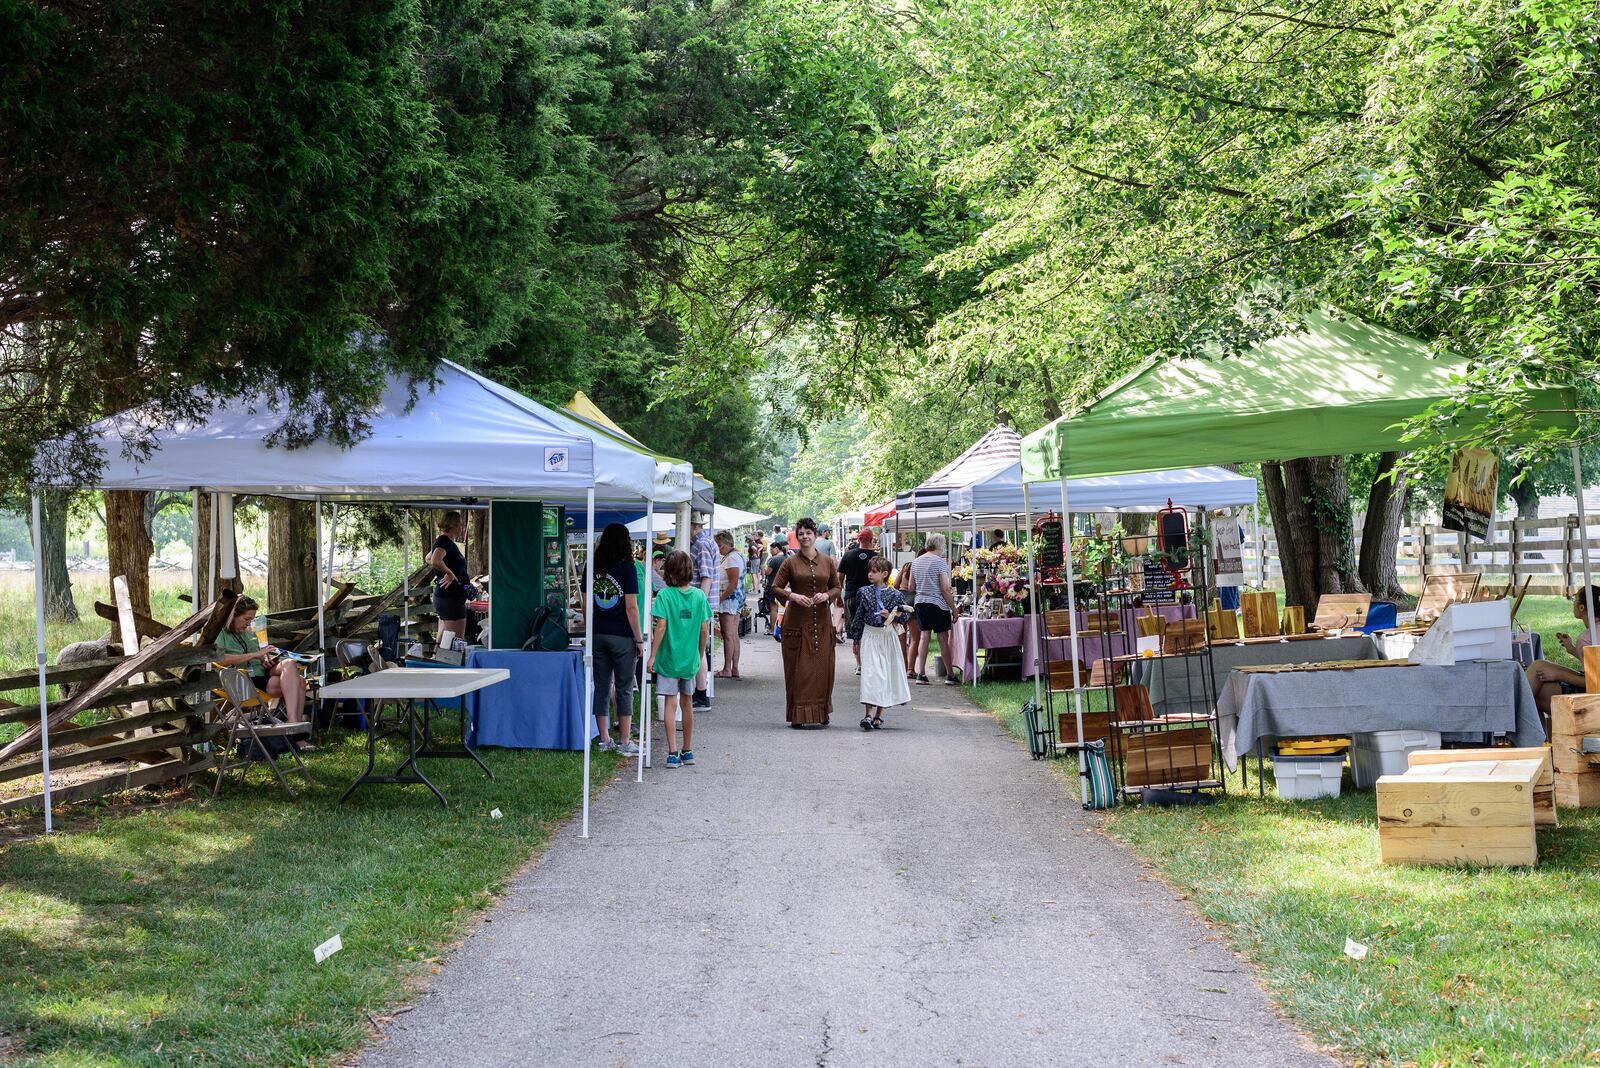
217, 596, 311, 745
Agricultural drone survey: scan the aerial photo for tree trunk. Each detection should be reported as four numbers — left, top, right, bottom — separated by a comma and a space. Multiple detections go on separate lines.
267, 498, 319, 612
1358, 451, 1409, 601
105, 490, 153, 617
468, 508, 489, 576
1505, 463, 1540, 520
1278, 460, 1321, 608
40, 490, 78, 623
1307, 455, 1363, 596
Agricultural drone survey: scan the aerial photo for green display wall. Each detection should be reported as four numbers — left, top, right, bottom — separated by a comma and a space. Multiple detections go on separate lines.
487, 500, 567, 649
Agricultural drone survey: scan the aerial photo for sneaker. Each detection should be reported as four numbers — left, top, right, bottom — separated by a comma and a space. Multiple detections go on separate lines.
944, 676, 960, 686
692, 694, 711, 710
680, 749, 695, 766
665, 751, 681, 768
595, 738, 615, 752
916, 674, 930, 685
614, 741, 641, 756
853, 667, 861, 676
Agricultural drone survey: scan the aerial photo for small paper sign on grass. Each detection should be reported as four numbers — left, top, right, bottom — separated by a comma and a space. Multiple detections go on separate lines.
314, 934, 343, 964
1343, 938, 1368, 961
490, 808, 504, 820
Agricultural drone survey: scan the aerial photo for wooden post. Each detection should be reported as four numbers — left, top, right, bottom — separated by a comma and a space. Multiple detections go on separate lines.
1509, 519, 1521, 589
1564, 516, 1577, 599
1419, 526, 1430, 586
1460, 528, 1470, 579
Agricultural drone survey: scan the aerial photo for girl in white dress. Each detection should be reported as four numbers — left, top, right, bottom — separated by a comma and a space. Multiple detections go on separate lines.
851, 556, 913, 729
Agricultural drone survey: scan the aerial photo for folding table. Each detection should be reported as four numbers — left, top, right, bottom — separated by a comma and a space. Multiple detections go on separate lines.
321, 667, 509, 807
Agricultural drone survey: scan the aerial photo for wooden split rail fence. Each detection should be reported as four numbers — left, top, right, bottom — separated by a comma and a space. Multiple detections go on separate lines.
1243, 513, 1600, 596
1, 564, 434, 818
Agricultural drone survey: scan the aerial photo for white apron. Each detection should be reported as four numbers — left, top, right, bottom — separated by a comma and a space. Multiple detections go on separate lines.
859, 622, 912, 708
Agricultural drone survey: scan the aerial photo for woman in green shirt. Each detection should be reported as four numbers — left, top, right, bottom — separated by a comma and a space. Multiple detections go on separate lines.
216, 597, 310, 736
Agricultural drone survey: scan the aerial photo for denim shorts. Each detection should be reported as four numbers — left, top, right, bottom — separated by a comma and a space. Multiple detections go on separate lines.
656, 674, 694, 696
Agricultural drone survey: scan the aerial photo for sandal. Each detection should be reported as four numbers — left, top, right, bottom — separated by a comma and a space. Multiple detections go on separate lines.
871, 716, 883, 730
860, 717, 873, 731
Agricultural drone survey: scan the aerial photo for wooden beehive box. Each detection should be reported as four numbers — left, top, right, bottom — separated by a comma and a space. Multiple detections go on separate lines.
1122, 724, 1212, 788
1376, 750, 1547, 867
1551, 693, 1600, 808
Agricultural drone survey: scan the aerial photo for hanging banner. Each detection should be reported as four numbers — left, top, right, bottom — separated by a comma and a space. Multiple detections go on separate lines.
1442, 448, 1499, 541
1211, 509, 1245, 586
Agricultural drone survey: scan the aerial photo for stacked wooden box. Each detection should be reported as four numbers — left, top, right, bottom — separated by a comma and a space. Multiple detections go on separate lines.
1551, 693, 1600, 808
1377, 747, 1553, 867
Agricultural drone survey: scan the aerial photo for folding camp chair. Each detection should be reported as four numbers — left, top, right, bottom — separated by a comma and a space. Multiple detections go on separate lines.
211, 668, 312, 797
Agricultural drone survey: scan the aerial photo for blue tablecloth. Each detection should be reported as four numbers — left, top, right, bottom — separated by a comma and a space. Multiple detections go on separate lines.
464, 649, 589, 751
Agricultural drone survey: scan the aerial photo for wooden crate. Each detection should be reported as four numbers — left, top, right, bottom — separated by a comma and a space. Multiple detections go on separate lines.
1377, 753, 1545, 866
1404, 746, 1556, 827
1122, 724, 1212, 787
1241, 591, 1278, 637
1057, 709, 1113, 746
1551, 693, 1600, 808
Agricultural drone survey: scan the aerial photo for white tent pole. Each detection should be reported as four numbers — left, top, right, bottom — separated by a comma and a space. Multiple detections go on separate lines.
640, 503, 654, 781
207, 491, 219, 603
581, 487, 596, 839
190, 488, 202, 608
1251, 503, 1265, 588
1061, 475, 1089, 801
402, 507, 411, 639
217, 493, 237, 591
315, 497, 326, 685
1573, 446, 1598, 649
1024, 483, 1041, 709
969, 513, 979, 687
31, 494, 54, 833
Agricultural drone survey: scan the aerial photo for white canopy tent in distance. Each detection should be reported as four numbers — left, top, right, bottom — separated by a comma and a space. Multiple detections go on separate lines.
27, 360, 688, 834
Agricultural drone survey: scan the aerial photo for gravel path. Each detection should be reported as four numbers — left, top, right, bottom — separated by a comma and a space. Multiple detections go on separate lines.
359, 636, 1335, 1067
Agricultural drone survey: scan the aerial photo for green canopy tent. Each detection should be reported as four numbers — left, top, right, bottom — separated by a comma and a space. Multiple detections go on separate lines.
1016, 308, 1584, 796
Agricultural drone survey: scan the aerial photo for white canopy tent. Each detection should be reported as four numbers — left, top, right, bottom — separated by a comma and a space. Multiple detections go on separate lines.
625, 503, 770, 538
947, 464, 1258, 517
892, 425, 1022, 531
28, 360, 678, 832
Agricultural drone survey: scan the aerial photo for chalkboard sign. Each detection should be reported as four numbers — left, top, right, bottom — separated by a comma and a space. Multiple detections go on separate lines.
1143, 565, 1178, 606
1157, 509, 1189, 571
1035, 514, 1065, 569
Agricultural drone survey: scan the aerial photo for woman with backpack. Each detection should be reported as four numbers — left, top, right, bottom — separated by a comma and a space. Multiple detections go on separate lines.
589, 522, 644, 756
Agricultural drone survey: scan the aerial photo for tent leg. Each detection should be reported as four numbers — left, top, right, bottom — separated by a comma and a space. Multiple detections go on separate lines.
1060, 476, 1089, 802
1573, 446, 1598, 649
1250, 504, 1265, 588
581, 488, 596, 839
315, 498, 326, 685
402, 507, 411, 639
1024, 484, 1041, 710
640, 503, 654, 782
208, 491, 219, 603
969, 514, 979, 687
190, 488, 202, 607
31, 494, 53, 833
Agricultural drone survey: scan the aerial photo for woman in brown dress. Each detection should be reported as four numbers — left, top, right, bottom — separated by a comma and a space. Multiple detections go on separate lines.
770, 516, 842, 727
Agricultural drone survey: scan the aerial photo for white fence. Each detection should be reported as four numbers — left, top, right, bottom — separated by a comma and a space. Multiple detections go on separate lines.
1243, 514, 1600, 595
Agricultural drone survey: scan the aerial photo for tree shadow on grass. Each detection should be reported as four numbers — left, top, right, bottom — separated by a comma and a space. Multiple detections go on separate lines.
0, 728, 611, 1066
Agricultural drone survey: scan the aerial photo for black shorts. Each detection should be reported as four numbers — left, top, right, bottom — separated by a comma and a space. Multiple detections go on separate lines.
433, 587, 468, 620
916, 604, 952, 633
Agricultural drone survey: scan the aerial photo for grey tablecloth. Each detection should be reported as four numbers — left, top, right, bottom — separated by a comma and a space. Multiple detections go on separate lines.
1130, 635, 1380, 715
1215, 659, 1544, 770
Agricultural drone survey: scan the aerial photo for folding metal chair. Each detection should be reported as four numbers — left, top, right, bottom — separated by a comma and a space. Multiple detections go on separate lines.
211, 668, 313, 797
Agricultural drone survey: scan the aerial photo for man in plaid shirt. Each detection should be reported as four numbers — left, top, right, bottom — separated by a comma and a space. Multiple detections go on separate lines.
689, 516, 719, 709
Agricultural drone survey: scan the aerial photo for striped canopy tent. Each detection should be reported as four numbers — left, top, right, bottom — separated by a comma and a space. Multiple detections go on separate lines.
894, 425, 1022, 530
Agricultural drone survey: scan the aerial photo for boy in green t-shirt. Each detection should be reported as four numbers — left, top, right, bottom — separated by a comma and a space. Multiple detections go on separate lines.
649, 549, 711, 768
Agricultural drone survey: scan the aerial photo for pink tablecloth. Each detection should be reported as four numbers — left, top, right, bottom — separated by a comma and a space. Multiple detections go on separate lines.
946, 605, 1197, 681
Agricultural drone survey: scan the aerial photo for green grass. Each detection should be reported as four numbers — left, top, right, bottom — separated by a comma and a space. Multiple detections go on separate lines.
960, 595, 1600, 1066
1, 722, 618, 1066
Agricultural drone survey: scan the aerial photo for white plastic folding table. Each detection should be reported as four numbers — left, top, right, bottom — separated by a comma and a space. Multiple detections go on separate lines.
320, 667, 509, 807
